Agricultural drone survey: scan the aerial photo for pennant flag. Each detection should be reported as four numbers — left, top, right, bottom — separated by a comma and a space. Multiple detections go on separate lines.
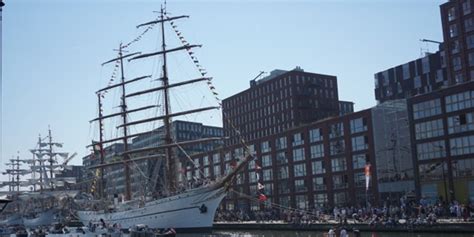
255, 163, 262, 170
257, 183, 264, 190
258, 193, 267, 201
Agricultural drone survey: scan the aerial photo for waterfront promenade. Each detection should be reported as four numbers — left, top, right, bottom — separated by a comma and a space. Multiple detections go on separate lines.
214, 219, 474, 234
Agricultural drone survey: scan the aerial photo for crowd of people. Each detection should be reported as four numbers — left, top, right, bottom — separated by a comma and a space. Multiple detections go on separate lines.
215, 197, 474, 228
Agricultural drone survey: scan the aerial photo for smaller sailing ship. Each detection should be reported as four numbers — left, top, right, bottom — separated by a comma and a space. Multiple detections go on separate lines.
0, 128, 78, 227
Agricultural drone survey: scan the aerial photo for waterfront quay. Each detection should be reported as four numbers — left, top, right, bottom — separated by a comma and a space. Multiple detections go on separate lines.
214, 220, 474, 234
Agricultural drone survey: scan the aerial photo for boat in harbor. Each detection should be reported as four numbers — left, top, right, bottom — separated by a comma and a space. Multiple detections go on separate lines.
75, 4, 253, 232
0, 128, 78, 227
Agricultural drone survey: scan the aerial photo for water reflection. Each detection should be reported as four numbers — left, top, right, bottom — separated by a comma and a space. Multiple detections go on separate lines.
179, 230, 473, 237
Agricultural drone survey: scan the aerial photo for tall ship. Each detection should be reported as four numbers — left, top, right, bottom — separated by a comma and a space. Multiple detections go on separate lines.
76, 4, 252, 232
0, 128, 78, 227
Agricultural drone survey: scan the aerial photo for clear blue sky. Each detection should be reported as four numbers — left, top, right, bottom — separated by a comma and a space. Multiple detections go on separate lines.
1, 0, 444, 181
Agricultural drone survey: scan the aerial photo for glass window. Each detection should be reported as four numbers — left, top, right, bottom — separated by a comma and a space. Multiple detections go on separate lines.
314, 194, 328, 207
313, 177, 326, 191
295, 195, 308, 209
310, 144, 324, 159
333, 174, 348, 189
279, 195, 290, 206
329, 122, 344, 138
422, 56, 430, 73
354, 172, 365, 187
445, 91, 474, 112
412, 99, 441, 120
448, 112, 474, 134
464, 0, 472, 15
466, 17, 474, 32
212, 153, 220, 164
261, 154, 272, 167
416, 140, 446, 160
292, 133, 304, 146
449, 7, 457, 21
312, 160, 326, 175
330, 139, 345, 156
468, 35, 474, 49
294, 163, 307, 177
452, 158, 474, 177
213, 165, 221, 177
414, 119, 445, 140
402, 63, 410, 79
278, 166, 289, 179
450, 24, 458, 38
294, 179, 308, 192
262, 169, 273, 181
264, 183, 273, 195
419, 163, 447, 182
309, 128, 323, 143
331, 157, 347, 172
204, 167, 210, 178
353, 154, 368, 169
203, 156, 210, 166
261, 141, 271, 153
453, 56, 462, 71
350, 117, 367, 134
275, 136, 287, 150
450, 135, 474, 156
293, 148, 305, 162
352, 135, 368, 151
334, 192, 348, 206
276, 152, 288, 165
278, 181, 290, 194
414, 76, 422, 89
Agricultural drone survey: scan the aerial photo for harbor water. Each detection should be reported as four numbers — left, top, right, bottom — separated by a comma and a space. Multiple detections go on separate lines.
180, 230, 474, 237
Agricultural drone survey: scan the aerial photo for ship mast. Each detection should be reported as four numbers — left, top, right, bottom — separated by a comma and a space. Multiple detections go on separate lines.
48, 127, 54, 190
97, 94, 106, 199
118, 44, 133, 201
159, 6, 176, 195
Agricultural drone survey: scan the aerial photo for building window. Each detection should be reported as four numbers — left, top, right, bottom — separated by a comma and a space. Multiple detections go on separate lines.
293, 148, 305, 162
314, 194, 328, 207
309, 128, 323, 143
292, 133, 304, 146
448, 112, 474, 134
213, 154, 220, 164
414, 119, 445, 140
263, 169, 273, 181
455, 72, 464, 84
453, 56, 462, 71
416, 140, 446, 160
419, 163, 447, 182
449, 7, 457, 21
203, 156, 210, 166
295, 195, 308, 209
278, 181, 290, 194
350, 117, 367, 134
294, 179, 307, 192
331, 157, 347, 172
262, 154, 272, 167
204, 167, 210, 178
414, 76, 422, 89
264, 183, 273, 195
278, 166, 289, 179
333, 174, 348, 189
352, 135, 369, 151
435, 69, 444, 83
468, 35, 474, 49
213, 165, 221, 177
422, 56, 430, 73
334, 192, 348, 206
310, 144, 324, 159
450, 135, 474, 156
279, 195, 290, 206
329, 122, 344, 139
450, 24, 458, 38
452, 158, 474, 177
249, 171, 257, 183
312, 160, 326, 175
412, 99, 441, 120
464, 0, 472, 15
276, 152, 288, 165
294, 163, 307, 177
275, 136, 287, 150
353, 154, 368, 169
330, 139, 345, 156
403, 63, 410, 79
313, 177, 326, 191
261, 141, 271, 153
466, 17, 474, 32
354, 172, 365, 188
446, 91, 474, 112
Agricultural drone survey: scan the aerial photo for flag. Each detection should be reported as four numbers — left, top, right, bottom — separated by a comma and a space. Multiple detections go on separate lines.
257, 183, 264, 190
258, 193, 267, 201
365, 163, 371, 191
255, 163, 262, 170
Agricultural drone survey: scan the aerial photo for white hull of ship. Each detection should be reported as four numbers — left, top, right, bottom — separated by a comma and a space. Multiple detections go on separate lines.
77, 186, 226, 231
